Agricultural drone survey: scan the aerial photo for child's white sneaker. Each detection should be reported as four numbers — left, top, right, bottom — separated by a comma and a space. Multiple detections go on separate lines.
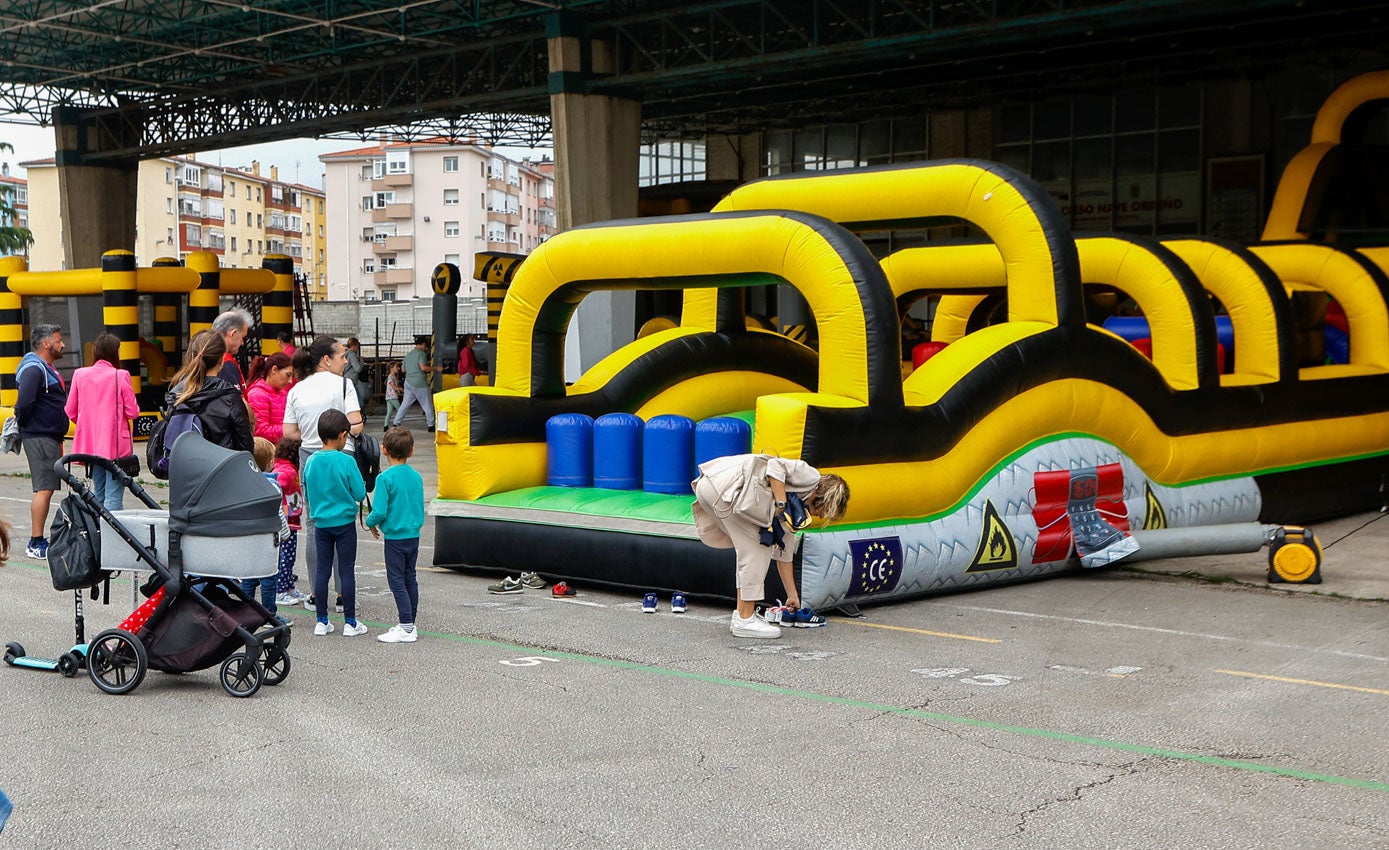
377, 625, 417, 643
313, 621, 334, 636
342, 621, 369, 637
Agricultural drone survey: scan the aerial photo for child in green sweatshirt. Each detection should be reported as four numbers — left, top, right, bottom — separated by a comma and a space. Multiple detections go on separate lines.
366, 426, 426, 643
303, 409, 367, 637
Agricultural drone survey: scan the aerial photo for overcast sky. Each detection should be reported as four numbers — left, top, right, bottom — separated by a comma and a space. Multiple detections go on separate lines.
1, 121, 548, 188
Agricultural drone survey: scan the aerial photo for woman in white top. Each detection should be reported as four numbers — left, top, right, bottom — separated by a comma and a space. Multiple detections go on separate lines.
282, 335, 365, 610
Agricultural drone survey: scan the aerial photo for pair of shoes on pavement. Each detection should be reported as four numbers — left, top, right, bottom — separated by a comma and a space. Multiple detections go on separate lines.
642, 592, 687, 614
275, 589, 312, 608
551, 581, 577, 598
25, 537, 48, 560
488, 571, 546, 595
730, 610, 781, 639
313, 620, 369, 637
377, 624, 418, 643
779, 606, 827, 628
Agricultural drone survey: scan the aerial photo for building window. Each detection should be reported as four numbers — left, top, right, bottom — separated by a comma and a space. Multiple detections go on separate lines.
318, 200, 324, 214
165, 168, 173, 183
444, 221, 460, 237
166, 197, 173, 214
230, 209, 237, 224
230, 236, 237, 252
443, 189, 459, 206
229, 181, 235, 194
256, 188, 261, 202
319, 225, 324, 237
257, 240, 263, 254
167, 227, 174, 243
381, 289, 396, 302
246, 186, 251, 200
375, 191, 395, 208
256, 214, 263, 228
364, 259, 376, 273
443, 156, 459, 173
362, 195, 374, 211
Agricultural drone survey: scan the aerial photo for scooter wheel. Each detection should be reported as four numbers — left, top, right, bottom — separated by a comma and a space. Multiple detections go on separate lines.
87, 629, 148, 695
57, 652, 80, 678
4, 642, 23, 665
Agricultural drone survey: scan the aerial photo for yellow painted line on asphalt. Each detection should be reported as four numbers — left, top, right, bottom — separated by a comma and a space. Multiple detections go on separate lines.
1215, 669, 1389, 696
829, 617, 1001, 644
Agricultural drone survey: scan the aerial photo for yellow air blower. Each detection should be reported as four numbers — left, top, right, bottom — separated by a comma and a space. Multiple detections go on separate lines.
1267, 526, 1323, 584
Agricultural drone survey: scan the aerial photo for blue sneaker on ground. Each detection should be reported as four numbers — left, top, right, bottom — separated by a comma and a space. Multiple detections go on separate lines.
25, 537, 47, 560
785, 606, 827, 628
642, 592, 658, 613
671, 592, 687, 614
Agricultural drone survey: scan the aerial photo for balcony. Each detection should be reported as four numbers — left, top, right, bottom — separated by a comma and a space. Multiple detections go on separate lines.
372, 173, 413, 189
487, 177, 508, 192
487, 208, 521, 227
372, 203, 413, 222
374, 268, 414, 286
371, 235, 413, 255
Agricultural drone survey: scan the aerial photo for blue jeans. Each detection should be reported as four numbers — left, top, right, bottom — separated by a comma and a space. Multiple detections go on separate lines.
384, 537, 420, 624
314, 522, 356, 623
239, 576, 276, 612
90, 466, 124, 512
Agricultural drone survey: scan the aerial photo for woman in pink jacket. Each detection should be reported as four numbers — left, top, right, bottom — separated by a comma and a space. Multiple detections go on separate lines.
64, 333, 139, 511
245, 352, 294, 444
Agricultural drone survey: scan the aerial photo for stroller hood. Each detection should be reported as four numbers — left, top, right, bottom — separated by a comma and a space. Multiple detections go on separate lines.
169, 432, 282, 536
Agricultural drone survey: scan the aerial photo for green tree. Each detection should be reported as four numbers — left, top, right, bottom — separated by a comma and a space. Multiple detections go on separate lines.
0, 141, 34, 256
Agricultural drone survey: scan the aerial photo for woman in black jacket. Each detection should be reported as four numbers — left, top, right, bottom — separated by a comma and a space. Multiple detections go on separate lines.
166, 329, 255, 454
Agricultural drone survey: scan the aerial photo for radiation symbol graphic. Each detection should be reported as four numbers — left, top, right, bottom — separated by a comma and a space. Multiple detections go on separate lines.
967, 500, 1019, 573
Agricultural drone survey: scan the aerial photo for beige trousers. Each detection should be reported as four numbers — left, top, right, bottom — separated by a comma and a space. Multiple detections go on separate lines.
693, 476, 790, 602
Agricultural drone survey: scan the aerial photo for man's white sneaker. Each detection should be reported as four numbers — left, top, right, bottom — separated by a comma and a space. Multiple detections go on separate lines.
730, 612, 781, 639
377, 625, 417, 643
342, 621, 369, 637
313, 621, 335, 636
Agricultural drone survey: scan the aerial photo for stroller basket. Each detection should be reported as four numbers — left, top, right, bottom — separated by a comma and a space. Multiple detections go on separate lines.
139, 583, 270, 674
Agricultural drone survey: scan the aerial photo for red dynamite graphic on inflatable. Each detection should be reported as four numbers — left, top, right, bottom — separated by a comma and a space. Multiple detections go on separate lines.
1032, 464, 1131, 564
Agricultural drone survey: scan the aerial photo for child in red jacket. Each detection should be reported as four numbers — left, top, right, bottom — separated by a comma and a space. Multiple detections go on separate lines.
272, 436, 309, 607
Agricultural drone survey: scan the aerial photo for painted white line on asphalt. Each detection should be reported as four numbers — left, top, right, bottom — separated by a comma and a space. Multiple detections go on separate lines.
948, 604, 1389, 663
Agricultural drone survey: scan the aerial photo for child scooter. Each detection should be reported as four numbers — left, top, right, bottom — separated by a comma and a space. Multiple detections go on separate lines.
3, 588, 89, 677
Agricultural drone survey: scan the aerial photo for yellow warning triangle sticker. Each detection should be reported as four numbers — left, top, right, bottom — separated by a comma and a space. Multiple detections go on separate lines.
1143, 483, 1167, 530
967, 500, 1018, 573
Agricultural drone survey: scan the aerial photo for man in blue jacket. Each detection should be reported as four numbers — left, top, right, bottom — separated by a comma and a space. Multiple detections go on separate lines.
14, 323, 70, 559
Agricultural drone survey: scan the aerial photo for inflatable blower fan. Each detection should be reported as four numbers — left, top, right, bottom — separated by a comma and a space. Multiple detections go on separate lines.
1267, 526, 1322, 584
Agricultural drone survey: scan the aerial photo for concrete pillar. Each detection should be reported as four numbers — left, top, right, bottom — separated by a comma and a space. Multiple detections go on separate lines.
52, 106, 139, 270
548, 14, 641, 375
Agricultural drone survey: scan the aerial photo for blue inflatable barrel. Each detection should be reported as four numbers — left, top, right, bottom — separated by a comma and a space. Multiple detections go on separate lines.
695, 417, 753, 468
546, 413, 594, 487
643, 415, 695, 494
593, 413, 643, 490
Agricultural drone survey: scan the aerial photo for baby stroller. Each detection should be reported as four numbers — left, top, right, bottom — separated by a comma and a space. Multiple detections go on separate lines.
52, 433, 293, 697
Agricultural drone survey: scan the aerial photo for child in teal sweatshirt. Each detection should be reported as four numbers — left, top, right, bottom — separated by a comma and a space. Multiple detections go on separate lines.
303, 409, 367, 637
366, 426, 426, 643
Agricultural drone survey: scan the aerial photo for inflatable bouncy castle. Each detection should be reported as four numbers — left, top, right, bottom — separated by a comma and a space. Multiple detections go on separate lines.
428, 72, 1389, 609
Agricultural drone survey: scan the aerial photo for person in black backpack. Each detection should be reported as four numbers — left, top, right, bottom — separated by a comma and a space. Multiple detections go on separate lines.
165, 330, 254, 454
14, 324, 70, 560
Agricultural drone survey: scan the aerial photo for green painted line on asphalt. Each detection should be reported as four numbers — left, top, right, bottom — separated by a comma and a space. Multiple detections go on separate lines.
10, 559, 1386, 795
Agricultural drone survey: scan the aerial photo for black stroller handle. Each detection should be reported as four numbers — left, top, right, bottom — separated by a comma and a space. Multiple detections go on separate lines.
55, 454, 160, 510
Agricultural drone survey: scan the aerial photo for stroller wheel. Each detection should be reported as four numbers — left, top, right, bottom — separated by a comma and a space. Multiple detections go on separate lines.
4, 642, 23, 665
88, 629, 148, 695
219, 653, 263, 698
261, 646, 291, 686
57, 652, 80, 678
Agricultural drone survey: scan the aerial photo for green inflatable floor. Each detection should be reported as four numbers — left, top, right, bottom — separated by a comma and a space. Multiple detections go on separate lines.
462, 486, 697, 524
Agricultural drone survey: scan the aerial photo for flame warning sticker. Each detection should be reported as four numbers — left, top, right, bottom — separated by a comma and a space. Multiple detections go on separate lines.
967, 500, 1019, 573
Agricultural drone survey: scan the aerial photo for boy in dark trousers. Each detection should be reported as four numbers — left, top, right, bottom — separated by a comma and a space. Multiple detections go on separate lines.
366, 426, 425, 643
302, 410, 367, 637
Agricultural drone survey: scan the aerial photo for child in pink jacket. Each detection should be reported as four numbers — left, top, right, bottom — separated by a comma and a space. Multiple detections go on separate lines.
64, 333, 139, 511
272, 436, 310, 607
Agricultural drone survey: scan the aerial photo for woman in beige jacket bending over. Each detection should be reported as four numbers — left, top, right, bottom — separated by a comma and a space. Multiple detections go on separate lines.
692, 454, 849, 639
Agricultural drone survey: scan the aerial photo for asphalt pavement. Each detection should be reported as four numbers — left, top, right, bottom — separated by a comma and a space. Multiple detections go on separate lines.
0, 413, 1386, 848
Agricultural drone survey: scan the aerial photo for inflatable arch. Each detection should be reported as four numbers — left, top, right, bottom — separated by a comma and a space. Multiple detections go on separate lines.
431, 158, 1389, 608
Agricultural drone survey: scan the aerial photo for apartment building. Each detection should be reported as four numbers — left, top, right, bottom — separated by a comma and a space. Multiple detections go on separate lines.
20, 157, 325, 279
0, 168, 27, 257
320, 140, 555, 302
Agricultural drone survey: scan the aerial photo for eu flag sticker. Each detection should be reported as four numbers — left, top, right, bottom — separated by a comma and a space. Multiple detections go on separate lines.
847, 536, 903, 598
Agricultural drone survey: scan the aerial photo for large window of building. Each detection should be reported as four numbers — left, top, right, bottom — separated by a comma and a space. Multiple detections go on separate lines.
639, 140, 706, 187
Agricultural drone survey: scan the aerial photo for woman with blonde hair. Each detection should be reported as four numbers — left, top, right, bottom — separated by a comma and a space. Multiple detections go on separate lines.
692, 454, 849, 638
165, 330, 254, 453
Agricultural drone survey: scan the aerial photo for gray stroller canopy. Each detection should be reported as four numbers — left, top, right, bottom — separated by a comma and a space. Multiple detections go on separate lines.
168, 432, 282, 536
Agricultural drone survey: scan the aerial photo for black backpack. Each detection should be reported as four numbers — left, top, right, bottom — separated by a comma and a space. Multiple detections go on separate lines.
146, 404, 204, 480
48, 494, 107, 591
354, 431, 381, 494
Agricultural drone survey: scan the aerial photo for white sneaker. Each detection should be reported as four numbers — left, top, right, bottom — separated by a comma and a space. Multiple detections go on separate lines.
275, 592, 299, 607
342, 621, 369, 637
377, 625, 417, 643
313, 621, 335, 636
730, 612, 781, 639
